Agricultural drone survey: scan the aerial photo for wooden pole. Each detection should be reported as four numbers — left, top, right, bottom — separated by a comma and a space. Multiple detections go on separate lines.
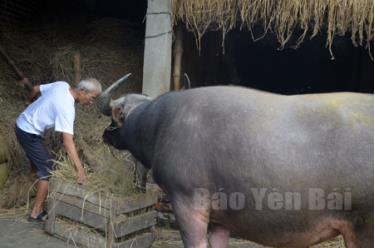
142, 0, 173, 97
172, 25, 184, 90
0, 46, 25, 80
74, 51, 81, 84
0, 45, 33, 91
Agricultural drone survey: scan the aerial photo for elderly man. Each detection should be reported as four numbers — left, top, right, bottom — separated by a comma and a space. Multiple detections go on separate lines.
15, 78, 102, 222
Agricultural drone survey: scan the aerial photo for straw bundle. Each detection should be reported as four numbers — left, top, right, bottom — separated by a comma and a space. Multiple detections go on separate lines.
50, 150, 137, 197
172, 0, 374, 58
312, 235, 346, 248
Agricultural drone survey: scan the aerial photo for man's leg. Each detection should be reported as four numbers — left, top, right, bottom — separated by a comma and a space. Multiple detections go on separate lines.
30, 180, 48, 218
15, 126, 52, 219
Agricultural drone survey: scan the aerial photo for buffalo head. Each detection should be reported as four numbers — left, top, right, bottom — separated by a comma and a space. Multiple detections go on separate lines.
96, 73, 151, 149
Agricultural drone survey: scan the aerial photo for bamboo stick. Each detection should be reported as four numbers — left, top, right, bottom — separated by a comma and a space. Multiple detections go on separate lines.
172, 25, 184, 90
74, 51, 81, 84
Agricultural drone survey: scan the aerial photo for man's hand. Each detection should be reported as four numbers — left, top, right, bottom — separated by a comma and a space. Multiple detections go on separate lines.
77, 167, 86, 184
62, 132, 86, 185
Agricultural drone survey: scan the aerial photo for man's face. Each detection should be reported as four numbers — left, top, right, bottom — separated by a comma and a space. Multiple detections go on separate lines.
78, 90, 100, 106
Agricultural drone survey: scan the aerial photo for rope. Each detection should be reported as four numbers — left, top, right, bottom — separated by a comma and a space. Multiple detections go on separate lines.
145, 30, 172, 39
146, 11, 171, 16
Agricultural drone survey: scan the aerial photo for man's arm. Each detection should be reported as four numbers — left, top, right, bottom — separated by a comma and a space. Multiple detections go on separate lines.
30, 85, 40, 99
19, 77, 40, 102
62, 132, 85, 184
26, 85, 41, 105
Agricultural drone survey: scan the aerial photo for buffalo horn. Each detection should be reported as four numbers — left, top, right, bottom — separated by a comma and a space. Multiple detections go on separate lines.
96, 73, 132, 116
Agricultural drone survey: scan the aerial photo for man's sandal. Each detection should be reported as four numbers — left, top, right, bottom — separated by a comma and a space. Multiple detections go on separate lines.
27, 210, 47, 222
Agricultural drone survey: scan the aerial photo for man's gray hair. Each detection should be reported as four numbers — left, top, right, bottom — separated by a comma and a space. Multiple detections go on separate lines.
76, 78, 102, 93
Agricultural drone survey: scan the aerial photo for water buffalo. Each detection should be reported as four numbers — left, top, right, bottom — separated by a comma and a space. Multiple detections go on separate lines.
97, 74, 373, 248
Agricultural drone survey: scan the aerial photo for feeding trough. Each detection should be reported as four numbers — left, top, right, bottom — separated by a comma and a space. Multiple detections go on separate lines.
45, 178, 159, 248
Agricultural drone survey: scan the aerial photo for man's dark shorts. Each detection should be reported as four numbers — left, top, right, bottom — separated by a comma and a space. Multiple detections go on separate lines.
15, 125, 53, 180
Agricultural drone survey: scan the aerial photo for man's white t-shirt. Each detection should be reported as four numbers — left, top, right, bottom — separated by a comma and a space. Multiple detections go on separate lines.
16, 81, 75, 135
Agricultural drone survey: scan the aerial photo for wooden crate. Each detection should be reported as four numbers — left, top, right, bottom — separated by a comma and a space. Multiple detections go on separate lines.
45, 178, 159, 248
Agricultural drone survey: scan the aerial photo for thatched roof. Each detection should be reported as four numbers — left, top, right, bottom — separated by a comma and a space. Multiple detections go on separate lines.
172, 0, 374, 58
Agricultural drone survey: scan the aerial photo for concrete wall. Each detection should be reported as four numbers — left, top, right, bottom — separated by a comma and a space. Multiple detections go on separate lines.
142, 0, 172, 98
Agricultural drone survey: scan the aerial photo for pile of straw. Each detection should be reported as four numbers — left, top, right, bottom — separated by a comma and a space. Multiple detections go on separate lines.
0, 17, 144, 90
0, 81, 32, 208
312, 235, 346, 248
51, 149, 137, 197
172, 0, 374, 58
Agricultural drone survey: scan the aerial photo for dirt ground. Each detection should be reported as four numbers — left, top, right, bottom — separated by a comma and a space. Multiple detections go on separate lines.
0, 213, 346, 248
0, 218, 66, 248
0, 216, 264, 248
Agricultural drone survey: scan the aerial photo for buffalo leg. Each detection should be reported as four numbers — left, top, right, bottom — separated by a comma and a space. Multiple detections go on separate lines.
351, 222, 373, 248
331, 219, 361, 248
172, 197, 209, 248
209, 224, 230, 248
